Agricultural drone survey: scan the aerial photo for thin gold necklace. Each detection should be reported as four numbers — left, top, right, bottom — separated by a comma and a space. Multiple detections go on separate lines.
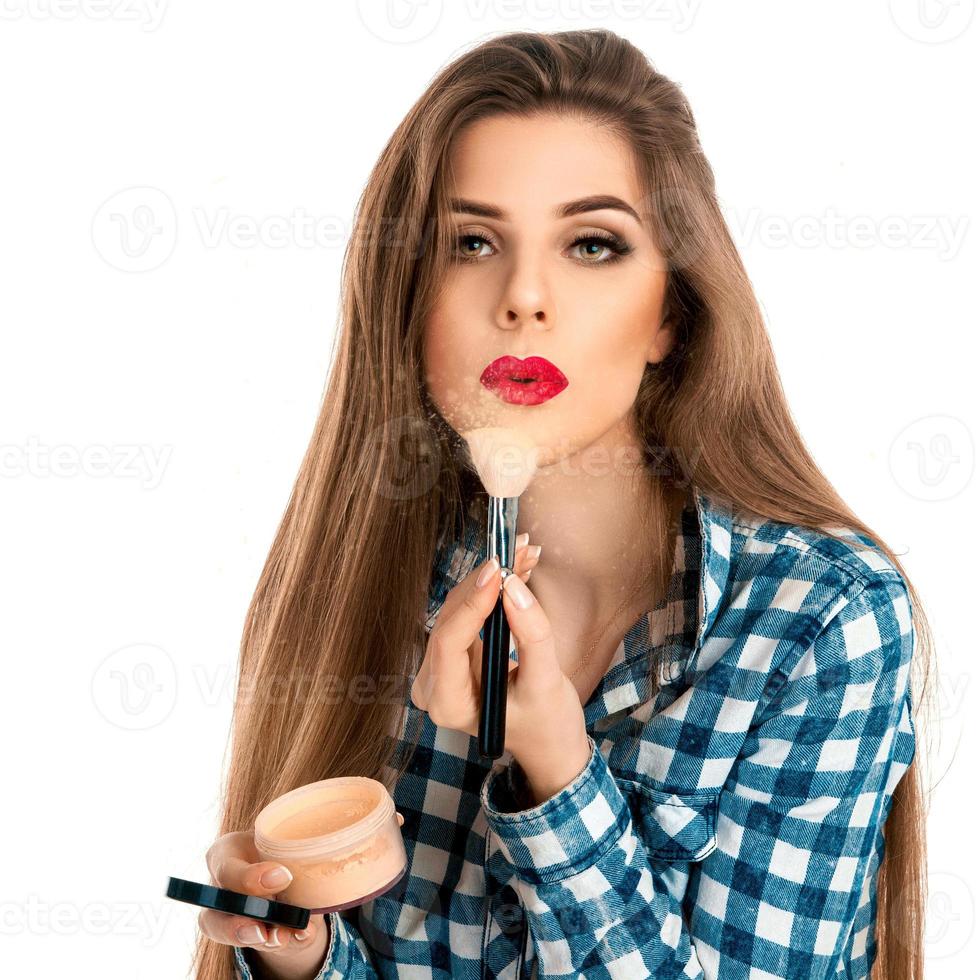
568, 568, 655, 680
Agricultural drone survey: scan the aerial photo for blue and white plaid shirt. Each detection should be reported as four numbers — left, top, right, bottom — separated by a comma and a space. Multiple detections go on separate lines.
234, 485, 916, 979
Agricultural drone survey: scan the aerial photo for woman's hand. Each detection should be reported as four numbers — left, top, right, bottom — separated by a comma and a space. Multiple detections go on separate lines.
198, 830, 329, 978
411, 535, 590, 800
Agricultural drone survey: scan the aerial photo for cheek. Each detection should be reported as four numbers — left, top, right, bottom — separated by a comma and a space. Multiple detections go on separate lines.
575, 368, 644, 428
421, 327, 451, 412
422, 301, 457, 381
574, 278, 662, 366
576, 321, 652, 386
422, 311, 491, 428
423, 283, 468, 366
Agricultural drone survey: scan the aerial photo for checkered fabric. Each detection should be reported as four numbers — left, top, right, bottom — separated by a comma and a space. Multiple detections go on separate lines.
234, 484, 916, 979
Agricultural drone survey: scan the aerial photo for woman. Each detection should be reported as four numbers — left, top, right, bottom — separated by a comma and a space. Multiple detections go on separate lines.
193, 29, 932, 980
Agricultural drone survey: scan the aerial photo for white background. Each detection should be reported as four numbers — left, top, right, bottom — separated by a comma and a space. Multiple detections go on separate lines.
1, 2, 976, 977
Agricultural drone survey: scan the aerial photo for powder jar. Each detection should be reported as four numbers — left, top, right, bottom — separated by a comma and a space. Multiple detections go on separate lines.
254, 776, 408, 913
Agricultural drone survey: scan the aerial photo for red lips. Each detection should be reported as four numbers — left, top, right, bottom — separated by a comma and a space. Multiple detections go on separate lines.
480, 355, 569, 406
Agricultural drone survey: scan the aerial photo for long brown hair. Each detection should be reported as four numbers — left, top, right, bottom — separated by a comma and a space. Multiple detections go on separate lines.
192, 29, 934, 979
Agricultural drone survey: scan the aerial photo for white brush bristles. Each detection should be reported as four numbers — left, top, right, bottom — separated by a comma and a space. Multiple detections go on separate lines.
462, 427, 539, 499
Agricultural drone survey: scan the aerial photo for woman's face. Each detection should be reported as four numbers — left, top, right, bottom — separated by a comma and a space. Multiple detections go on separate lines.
423, 112, 675, 472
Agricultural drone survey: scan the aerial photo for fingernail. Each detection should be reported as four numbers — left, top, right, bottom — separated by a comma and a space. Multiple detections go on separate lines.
477, 557, 499, 588
504, 572, 534, 610
265, 926, 282, 948
517, 532, 529, 548
236, 924, 265, 945
294, 927, 311, 941
527, 545, 542, 561
260, 866, 293, 889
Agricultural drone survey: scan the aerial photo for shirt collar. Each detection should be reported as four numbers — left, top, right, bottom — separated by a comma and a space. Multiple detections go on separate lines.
692, 483, 735, 651
585, 482, 734, 724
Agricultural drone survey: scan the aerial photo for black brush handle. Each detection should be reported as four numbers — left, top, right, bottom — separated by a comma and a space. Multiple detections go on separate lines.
478, 588, 511, 760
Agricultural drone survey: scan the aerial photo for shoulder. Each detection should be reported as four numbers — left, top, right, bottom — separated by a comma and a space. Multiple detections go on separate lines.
720, 500, 912, 652
729, 504, 905, 589
687, 495, 915, 723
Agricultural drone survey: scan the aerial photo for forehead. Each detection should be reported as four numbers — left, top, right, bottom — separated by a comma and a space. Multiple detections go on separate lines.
447, 112, 644, 216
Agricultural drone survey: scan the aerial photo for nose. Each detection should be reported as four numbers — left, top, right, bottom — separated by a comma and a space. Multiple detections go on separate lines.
494, 253, 553, 332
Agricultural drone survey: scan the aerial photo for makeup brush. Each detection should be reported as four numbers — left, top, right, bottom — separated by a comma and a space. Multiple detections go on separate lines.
460, 427, 539, 760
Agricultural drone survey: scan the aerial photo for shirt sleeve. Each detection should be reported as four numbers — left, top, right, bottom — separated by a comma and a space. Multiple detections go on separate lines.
480, 575, 916, 979
231, 910, 383, 979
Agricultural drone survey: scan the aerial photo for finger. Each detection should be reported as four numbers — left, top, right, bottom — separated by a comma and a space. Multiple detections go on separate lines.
461, 541, 539, 681
290, 922, 319, 944
198, 901, 322, 950
414, 544, 537, 709
206, 831, 294, 898
415, 551, 509, 708
439, 543, 533, 623
198, 907, 273, 948
201, 909, 314, 950
466, 549, 539, 682
466, 630, 520, 688
426, 557, 501, 717
501, 572, 559, 686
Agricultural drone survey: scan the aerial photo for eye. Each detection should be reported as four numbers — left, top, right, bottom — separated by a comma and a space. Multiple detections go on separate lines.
567, 233, 633, 265
455, 233, 496, 261
453, 229, 634, 265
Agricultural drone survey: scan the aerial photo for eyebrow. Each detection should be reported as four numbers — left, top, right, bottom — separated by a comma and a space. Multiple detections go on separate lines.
449, 194, 643, 225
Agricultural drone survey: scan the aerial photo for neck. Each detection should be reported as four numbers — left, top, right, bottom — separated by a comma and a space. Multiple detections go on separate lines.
512, 417, 682, 630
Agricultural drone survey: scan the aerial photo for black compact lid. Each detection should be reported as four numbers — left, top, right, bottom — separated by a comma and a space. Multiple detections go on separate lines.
166, 876, 311, 929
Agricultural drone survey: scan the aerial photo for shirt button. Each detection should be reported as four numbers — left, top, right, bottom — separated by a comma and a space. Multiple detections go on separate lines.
497, 884, 523, 937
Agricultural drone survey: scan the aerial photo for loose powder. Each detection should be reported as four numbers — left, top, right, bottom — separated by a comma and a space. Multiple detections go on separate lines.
254, 777, 408, 912
271, 798, 374, 840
